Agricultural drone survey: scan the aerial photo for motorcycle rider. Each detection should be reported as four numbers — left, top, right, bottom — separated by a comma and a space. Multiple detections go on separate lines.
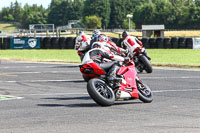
75, 31, 91, 60
91, 29, 101, 45
121, 31, 151, 60
82, 41, 130, 84
97, 34, 128, 56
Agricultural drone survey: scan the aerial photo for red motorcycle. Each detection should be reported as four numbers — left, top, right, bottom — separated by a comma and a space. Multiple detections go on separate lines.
79, 57, 153, 106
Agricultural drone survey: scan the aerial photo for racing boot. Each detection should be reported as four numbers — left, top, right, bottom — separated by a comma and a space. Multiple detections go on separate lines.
143, 50, 151, 60
106, 65, 122, 83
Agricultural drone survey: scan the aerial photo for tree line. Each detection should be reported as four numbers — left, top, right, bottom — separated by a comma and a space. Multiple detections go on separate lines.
0, 0, 200, 29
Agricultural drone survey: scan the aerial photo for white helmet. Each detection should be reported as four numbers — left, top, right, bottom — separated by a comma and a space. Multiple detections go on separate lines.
92, 42, 111, 53
91, 42, 102, 49
79, 42, 89, 51
92, 30, 101, 37
98, 34, 108, 42
76, 33, 90, 51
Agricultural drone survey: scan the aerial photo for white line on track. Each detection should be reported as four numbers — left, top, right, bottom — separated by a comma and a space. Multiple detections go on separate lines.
0, 65, 78, 69
17, 89, 200, 97
0, 79, 84, 83
0, 94, 24, 101
0, 75, 199, 83
152, 88, 200, 93
141, 76, 200, 79
24, 93, 88, 96
154, 67, 200, 71
0, 71, 79, 75
1, 88, 200, 101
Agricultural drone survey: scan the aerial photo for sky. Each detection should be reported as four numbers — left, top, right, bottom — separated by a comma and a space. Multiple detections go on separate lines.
0, 0, 52, 9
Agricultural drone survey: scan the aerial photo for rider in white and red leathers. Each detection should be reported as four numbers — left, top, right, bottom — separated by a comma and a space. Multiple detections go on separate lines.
97, 34, 128, 56
75, 31, 91, 60
121, 31, 151, 60
82, 42, 130, 82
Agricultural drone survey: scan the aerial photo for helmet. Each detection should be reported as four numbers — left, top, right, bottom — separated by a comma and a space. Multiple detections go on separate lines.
92, 30, 101, 37
122, 31, 129, 39
98, 34, 108, 42
78, 31, 85, 35
79, 42, 89, 51
76, 36, 82, 42
92, 42, 111, 53
92, 42, 102, 49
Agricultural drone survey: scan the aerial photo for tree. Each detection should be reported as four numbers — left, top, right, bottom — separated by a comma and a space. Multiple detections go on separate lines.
12, 1, 23, 22
122, 19, 135, 29
48, 0, 84, 26
21, 4, 47, 28
152, 0, 174, 28
62, 0, 84, 26
0, 7, 10, 21
7, 14, 14, 21
47, 1, 67, 26
133, 2, 156, 28
66, 0, 84, 20
83, 0, 110, 28
83, 15, 102, 29
109, 0, 126, 28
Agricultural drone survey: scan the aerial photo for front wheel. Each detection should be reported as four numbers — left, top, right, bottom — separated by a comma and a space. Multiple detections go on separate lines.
82, 74, 90, 82
137, 80, 153, 103
87, 78, 115, 106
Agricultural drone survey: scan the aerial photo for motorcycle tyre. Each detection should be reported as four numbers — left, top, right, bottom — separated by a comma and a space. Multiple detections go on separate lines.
87, 78, 115, 106
82, 74, 90, 82
139, 55, 153, 73
137, 82, 153, 103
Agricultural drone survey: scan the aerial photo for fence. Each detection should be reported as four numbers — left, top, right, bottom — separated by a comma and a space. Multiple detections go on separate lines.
0, 37, 199, 49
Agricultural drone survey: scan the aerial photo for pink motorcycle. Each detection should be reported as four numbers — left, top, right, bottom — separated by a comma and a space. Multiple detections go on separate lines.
79, 56, 153, 106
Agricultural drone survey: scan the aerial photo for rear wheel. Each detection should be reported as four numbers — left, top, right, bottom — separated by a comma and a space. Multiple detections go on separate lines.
137, 80, 153, 103
87, 78, 115, 106
139, 55, 153, 73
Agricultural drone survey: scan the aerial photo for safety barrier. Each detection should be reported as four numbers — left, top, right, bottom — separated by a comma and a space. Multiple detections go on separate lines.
0, 37, 198, 49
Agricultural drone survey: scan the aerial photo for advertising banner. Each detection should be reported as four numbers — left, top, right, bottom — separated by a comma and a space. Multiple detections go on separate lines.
10, 38, 40, 49
193, 38, 200, 49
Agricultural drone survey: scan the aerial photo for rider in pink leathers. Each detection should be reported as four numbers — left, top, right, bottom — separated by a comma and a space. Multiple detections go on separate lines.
121, 31, 151, 60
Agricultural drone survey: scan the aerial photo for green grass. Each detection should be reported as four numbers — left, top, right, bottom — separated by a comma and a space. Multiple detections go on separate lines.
0, 50, 81, 63
147, 49, 200, 66
0, 23, 18, 30
0, 49, 200, 68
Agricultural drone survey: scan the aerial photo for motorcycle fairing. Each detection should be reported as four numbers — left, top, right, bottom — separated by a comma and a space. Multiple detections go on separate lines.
80, 63, 106, 78
117, 65, 139, 98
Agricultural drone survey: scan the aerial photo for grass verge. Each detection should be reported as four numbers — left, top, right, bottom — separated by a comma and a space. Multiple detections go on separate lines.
0, 50, 80, 63
0, 49, 200, 68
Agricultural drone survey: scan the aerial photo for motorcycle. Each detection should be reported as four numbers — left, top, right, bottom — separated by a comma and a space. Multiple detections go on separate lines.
133, 48, 153, 73
79, 55, 153, 106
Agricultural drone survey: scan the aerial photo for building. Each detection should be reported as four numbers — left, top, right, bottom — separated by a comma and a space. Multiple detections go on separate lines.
142, 25, 165, 38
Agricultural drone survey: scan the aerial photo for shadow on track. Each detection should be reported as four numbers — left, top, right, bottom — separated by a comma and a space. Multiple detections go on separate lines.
37, 103, 98, 108
38, 96, 142, 108
42, 96, 91, 100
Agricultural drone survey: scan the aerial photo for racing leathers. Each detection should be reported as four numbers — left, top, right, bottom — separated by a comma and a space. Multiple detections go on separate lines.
121, 35, 151, 60
75, 33, 91, 60
82, 48, 129, 82
91, 34, 128, 57
106, 40, 127, 56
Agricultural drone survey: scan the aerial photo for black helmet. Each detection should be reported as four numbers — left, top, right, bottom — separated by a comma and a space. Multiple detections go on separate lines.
122, 31, 129, 39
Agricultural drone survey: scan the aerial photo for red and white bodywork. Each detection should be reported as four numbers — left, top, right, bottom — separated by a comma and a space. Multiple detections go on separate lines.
122, 36, 143, 53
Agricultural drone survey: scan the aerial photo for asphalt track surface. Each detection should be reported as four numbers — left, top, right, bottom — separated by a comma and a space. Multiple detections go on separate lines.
0, 60, 200, 133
